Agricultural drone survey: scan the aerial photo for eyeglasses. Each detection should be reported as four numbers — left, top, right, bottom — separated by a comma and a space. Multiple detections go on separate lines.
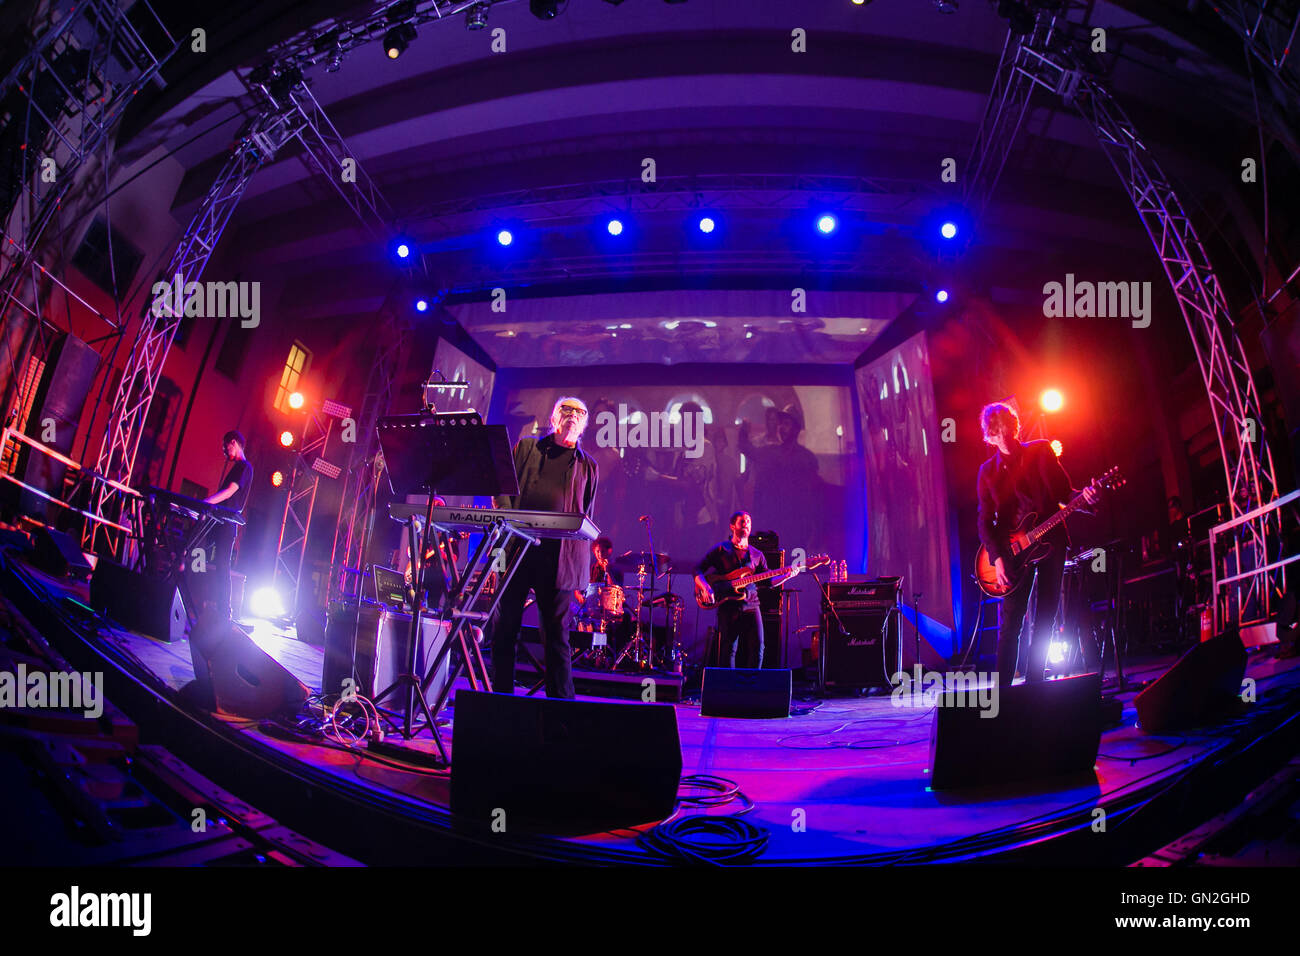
558, 405, 587, 418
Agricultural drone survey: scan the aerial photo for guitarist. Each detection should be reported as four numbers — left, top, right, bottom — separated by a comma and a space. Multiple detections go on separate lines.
695, 511, 803, 668
976, 403, 1098, 686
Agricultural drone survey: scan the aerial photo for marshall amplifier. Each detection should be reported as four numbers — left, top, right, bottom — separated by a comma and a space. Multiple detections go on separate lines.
821, 577, 901, 690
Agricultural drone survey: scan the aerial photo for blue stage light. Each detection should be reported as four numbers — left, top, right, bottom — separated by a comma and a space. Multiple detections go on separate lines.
396, 243, 410, 258
607, 218, 624, 236
935, 289, 950, 303
817, 214, 838, 235
698, 216, 715, 234
415, 298, 429, 312
497, 229, 513, 246
940, 221, 958, 240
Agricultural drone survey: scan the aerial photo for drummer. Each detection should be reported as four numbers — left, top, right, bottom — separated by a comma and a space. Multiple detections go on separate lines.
589, 537, 624, 588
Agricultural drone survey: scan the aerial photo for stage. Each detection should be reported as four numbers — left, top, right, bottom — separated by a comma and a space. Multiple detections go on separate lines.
4, 550, 1298, 867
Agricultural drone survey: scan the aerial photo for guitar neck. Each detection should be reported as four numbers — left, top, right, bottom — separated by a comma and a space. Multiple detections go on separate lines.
731, 566, 791, 588
1027, 490, 1090, 543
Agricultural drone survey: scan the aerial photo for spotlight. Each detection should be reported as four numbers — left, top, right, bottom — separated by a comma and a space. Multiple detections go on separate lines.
279, 430, 295, 449
383, 23, 416, 59
530, 0, 561, 19
496, 229, 513, 246
250, 586, 286, 620
1050, 439, 1064, 458
935, 289, 949, 303
271, 470, 285, 488
1040, 389, 1064, 413
466, 2, 489, 29
940, 221, 958, 240
607, 218, 624, 236
816, 213, 838, 235
415, 298, 429, 312
698, 216, 715, 234
391, 237, 415, 262
1048, 640, 1068, 665
287, 391, 304, 410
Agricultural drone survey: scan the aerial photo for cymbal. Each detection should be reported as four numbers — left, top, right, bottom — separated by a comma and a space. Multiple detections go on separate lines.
614, 551, 673, 571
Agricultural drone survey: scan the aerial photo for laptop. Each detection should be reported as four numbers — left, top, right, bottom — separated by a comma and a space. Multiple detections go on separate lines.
372, 565, 409, 609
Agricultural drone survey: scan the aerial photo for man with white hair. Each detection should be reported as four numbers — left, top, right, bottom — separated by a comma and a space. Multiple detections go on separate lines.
491, 396, 599, 698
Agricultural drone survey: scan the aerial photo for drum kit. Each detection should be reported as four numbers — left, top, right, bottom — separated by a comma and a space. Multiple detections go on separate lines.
571, 550, 685, 672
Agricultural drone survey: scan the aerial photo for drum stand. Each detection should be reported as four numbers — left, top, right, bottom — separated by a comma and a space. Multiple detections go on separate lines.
614, 562, 653, 670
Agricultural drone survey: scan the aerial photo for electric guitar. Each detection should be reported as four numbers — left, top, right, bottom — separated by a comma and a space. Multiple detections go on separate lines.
974, 466, 1124, 598
696, 554, 829, 610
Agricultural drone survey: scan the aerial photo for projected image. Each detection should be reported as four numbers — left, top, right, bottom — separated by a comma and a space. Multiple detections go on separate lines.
504, 385, 856, 569
856, 332, 955, 652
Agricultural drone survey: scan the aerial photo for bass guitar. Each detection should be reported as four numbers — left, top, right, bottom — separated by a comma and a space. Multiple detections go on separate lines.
974, 466, 1124, 598
696, 554, 829, 610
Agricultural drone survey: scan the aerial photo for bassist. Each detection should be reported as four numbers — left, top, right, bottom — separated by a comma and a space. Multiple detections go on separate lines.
977, 403, 1098, 686
695, 511, 803, 668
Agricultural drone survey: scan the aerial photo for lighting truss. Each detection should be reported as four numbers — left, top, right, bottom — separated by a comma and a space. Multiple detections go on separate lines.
327, 295, 413, 604
87, 66, 394, 553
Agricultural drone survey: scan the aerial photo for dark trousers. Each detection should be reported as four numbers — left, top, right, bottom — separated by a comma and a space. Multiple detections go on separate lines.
210, 522, 236, 619
717, 604, 765, 669
996, 546, 1066, 686
491, 546, 575, 699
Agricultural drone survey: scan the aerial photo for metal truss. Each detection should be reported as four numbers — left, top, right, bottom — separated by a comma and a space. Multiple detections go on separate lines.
86, 109, 301, 553
970, 6, 1285, 627
962, 10, 1069, 217
275, 406, 340, 614
264, 1, 525, 75
1213, 1, 1300, 95
87, 65, 395, 553
244, 66, 393, 237
1, 0, 179, 438
327, 301, 412, 605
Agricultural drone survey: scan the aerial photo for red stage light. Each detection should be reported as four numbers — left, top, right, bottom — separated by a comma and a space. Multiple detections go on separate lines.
279, 430, 295, 448
1040, 389, 1064, 413
1050, 439, 1064, 457
288, 391, 305, 410
271, 470, 285, 487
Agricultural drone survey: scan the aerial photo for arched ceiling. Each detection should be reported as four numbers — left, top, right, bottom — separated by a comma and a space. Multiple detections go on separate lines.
114, 0, 1293, 365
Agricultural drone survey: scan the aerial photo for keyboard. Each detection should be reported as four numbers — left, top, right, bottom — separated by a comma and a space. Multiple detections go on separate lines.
388, 504, 599, 541
146, 486, 244, 526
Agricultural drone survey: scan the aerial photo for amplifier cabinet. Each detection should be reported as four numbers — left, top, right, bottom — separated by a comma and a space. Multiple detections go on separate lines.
821, 578, 901, 690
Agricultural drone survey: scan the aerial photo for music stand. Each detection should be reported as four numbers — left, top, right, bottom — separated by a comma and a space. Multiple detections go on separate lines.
373, 413, 519, 751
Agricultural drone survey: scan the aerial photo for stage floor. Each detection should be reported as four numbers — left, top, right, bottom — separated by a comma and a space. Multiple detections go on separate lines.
93, 589, 1300, 864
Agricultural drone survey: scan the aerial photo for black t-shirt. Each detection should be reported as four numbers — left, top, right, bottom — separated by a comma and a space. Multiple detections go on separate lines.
697, 540, 769, 611
219, 458, 254, 514
518, 441, 576, 513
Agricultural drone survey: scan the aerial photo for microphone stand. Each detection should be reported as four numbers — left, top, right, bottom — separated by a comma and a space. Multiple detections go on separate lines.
643, 515, 658, 668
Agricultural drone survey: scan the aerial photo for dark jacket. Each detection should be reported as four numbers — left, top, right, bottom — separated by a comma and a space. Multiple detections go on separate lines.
976, 439, 1073, 566
495, 434, 599, 590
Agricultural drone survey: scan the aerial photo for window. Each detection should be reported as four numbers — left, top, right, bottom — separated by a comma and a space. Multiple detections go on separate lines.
273, 342, 311, 412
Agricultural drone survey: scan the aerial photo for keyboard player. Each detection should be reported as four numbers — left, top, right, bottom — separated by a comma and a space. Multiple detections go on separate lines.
490, 397, 598, 699
203, 430, 253, 618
